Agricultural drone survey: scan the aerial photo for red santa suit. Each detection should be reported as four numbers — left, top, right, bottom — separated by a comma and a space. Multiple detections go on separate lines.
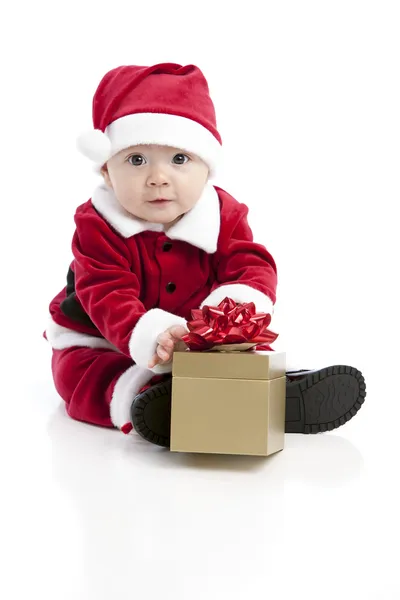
46, 181, 277, 432
45, 61, 278, 433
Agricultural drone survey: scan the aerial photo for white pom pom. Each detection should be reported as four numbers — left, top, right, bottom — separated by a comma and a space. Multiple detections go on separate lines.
76, 129, 111, 164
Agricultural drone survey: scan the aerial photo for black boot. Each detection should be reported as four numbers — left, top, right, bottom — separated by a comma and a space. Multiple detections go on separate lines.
285, 366, 366, 433
131, 365, 366, 447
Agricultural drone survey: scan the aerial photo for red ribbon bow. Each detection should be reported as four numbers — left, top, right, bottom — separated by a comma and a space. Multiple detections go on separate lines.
181, 297, 278, 351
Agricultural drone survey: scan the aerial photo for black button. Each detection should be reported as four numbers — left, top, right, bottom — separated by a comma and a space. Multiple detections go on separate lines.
166, 282, 176, 293
163, 241, 173, 252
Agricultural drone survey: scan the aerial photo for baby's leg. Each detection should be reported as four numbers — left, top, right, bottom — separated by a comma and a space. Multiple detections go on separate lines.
51, 346, 155, 432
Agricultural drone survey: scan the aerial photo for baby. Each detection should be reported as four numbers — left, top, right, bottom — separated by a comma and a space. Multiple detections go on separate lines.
45, 62, 366, 447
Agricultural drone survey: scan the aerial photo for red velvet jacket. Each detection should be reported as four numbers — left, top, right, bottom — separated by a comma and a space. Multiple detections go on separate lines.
47, 182, 277, 374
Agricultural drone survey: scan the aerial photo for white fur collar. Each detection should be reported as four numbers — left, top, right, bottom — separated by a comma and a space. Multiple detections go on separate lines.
91, 182, 220, 254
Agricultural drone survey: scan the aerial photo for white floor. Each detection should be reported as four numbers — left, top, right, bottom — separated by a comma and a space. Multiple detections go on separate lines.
2, 344, 399, 600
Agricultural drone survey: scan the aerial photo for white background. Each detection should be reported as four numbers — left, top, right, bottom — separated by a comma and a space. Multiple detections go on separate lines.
1, 1, 399, 599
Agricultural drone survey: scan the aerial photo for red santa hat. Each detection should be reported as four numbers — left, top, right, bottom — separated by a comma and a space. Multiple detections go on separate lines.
76, 62, 223, 177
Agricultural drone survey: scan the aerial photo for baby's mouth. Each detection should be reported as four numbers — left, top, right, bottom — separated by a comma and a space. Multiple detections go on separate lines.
149, 198, 173, 205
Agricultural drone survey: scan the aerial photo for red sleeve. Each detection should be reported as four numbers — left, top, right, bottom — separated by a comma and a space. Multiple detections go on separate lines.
201, 196, 277, 314
72, 204, 147, 356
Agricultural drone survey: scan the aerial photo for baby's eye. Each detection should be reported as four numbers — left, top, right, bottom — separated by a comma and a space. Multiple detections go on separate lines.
173, 153, 190, 165
127, 154, 146, 166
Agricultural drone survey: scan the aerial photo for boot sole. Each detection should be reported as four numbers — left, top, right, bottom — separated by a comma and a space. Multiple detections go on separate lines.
285, 365, 366, 433
131, 365, 366, 447
131, 380, 173, 447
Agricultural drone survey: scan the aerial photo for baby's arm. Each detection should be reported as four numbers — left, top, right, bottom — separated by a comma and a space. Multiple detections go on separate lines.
201, 199, 277, 314
72, 206, 187, 373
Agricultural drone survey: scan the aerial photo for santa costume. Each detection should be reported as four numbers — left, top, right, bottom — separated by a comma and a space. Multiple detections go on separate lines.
45, 62, 366, 446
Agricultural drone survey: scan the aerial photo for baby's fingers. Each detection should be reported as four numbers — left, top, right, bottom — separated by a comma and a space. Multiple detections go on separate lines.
157, 333, 174, 348
168, 325, 188, 341
157, 345, 171, 362
148, 354, 160, 369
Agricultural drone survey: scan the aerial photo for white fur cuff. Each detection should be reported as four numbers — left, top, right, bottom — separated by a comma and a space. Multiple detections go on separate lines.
110, 365, 154, 430
129, 309, 188, 374
45, 318, 118, 351
200, 284, 274, 315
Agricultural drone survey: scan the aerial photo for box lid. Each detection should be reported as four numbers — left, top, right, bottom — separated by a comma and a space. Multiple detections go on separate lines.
172, 350, 286, 380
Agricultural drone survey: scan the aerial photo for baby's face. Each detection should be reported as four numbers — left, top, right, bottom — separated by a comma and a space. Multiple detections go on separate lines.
101, 144, 210, 227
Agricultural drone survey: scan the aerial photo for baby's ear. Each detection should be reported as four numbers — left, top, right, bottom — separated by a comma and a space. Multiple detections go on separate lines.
100, 164, 113, 188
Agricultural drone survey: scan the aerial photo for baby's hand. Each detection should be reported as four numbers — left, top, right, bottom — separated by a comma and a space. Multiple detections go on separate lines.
148, 325, 188, 369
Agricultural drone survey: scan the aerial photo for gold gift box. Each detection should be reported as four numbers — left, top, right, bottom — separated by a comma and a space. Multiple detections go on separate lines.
170, 349, 286, 456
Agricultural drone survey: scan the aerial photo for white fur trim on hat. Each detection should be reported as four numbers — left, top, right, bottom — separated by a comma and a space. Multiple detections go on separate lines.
76, 129, 112, 165
77, 112, 222, 175
110, 364, 154, 430
200, 284, 275, 315
129, 308, 188, 374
